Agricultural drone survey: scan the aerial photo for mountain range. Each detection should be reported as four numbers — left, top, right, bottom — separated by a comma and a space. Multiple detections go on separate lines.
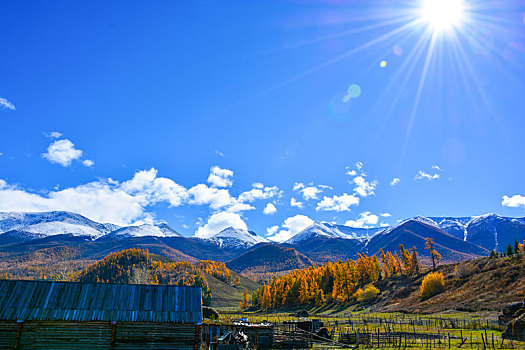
0, 211, 524, 277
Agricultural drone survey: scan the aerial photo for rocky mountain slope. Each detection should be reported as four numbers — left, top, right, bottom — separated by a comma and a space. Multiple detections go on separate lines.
226, 244, 313, 274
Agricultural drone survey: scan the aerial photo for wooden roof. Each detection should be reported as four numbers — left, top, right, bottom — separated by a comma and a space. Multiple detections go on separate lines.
0, 280, 202, 323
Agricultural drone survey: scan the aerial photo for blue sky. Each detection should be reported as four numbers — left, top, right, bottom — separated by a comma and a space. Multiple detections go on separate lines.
1, 0, 525, 240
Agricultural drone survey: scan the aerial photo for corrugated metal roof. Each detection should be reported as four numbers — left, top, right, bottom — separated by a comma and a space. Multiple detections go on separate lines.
0, 280, 202, 323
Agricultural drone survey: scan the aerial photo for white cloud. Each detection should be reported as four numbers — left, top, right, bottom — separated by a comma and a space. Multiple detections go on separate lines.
188, 184, 235, 210
346, 169, 357, 176
0, 152, 3, 156
267, 214, 314, 242
121, 168, 189, 207
355, 161, 363, 171
502, 195, 525, 208
238, 185, 281, 203
266, 225, 279, 236
207, 166, 234, 188
290, 197, 303, 209
226, 203, 255, 213
0, 166, 283, 230
380, 213, 391, 217
414, 171, 440, 181
45, 131, 63, 139
316, 193, 359, 212
353, 176, 377, 197
0, 98, 15, 110
195, 211, 248, 238
390, 178, 401, 186
263, 203, 277, 215
188, 181, 280, 212
293, 182, 305, 191
345, 211, 379, 228
215, 150, 224, 157
432, 165, 442, 171
293, 182, 326, 200
0, 178, 150, 226
82, 159, 94, 167
42, 139, 84, 167
301, 186, 321, 200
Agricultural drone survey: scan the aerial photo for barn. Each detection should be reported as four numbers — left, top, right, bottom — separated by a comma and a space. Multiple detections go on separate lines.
0, 279, 202, 350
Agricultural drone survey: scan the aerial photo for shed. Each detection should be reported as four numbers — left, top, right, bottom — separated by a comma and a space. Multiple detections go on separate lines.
0, 279, 202, 350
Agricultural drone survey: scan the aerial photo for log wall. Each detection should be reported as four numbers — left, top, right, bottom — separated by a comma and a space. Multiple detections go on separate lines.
0, 321, 200, 350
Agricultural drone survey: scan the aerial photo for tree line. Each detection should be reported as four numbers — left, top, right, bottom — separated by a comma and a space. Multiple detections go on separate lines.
72, 248, 213, 305
251, 239, 443, 309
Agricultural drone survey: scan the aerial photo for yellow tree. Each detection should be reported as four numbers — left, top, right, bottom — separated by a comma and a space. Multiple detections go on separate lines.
380, 249, 389, 278
239, 289, 249, 310
261, 285, 271, 309
398, 244, 413, 275
410, 246, 420, 275
425, 238, 441, 271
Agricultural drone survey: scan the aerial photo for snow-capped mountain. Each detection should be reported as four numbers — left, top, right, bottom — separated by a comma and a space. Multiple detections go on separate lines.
286, 214, 525, 255
0, 211, 523, 257
430, 217, 471, 240
397, 214, 525, 251
0, 211, 120, 241
106, 223, 182, 239
206, 227, 268, 249
286, 222, 382, 244
463, 214, 525, 251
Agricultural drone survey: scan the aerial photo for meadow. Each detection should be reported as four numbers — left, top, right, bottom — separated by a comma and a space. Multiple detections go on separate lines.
215, 310, 525, 349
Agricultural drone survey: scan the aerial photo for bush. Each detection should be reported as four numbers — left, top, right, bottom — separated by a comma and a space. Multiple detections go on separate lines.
455, 262, 474, 279
356, 284, 380, 303
420, 272, 445, 300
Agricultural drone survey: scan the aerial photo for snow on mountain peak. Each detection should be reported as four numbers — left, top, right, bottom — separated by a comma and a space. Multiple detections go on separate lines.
0, 211, 119, 240
207, 226, 268, 249
286, 222, 383, 244
107, 224, 182, 239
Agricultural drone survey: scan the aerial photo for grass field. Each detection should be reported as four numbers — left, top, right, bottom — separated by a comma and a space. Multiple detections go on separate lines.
204, 269, 260, 309
214, 310, 525, 349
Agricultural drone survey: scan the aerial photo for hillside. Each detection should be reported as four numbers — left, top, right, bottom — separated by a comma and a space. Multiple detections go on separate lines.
204, 270, 260, 309
249, 241, 525, 313
366, 218, 489, 263
290, 236, 364, 263
72, 248, 212, 305
226, 244, 313, 274
374, 255, 525, 313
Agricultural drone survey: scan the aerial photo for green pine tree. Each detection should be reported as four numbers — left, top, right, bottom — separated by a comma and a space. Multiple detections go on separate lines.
506, 243, 514, 257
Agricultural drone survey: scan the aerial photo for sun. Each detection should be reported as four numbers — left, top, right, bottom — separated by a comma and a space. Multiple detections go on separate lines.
420, 0, 465, 32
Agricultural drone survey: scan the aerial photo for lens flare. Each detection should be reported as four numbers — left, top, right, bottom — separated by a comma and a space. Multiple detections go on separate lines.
347, 84, 362, 98
420, 0, 465, 32
380, 60, 388, 68
393, 45, 403, 56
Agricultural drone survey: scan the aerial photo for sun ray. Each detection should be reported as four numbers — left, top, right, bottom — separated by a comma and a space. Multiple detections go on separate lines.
398, 29, 439, 172
257, 15, 416, 55
368, 27, 437, 152
229, 19, 421, 109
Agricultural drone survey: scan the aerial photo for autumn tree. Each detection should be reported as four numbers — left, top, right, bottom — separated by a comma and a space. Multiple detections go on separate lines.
425, 238, 441, 270
72, 248, 213, 305
398, 244, 413, 274
239, 289, 249, 310
420, 272, 445, 300
410, 246, 420, 275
